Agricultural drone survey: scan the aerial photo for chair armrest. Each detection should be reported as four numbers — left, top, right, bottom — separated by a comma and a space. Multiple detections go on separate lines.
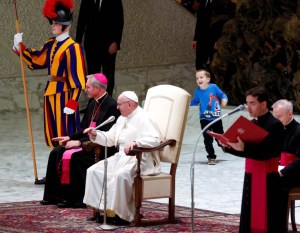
82, 141, 96, 151
82, 141, 101, 163
129, 139, 176, 154
128, 139, 176, 177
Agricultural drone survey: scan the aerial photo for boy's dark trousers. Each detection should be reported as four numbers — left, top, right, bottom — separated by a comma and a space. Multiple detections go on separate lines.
200, 119, 224, 159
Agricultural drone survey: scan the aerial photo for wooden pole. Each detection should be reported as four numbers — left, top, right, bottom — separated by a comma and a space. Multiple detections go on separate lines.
13, 0, 39, 182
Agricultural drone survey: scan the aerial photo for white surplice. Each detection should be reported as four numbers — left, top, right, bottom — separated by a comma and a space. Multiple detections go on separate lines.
83, 106, 161, 222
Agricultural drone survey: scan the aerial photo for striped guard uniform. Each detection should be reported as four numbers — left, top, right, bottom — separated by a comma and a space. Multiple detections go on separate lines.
17, 37, 86, 148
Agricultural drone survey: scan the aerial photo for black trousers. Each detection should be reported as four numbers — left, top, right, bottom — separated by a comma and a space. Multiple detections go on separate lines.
195, 33, 212, 70
43, 146, 95, 205
200, 119, 224, 159
239, 173, 287, 233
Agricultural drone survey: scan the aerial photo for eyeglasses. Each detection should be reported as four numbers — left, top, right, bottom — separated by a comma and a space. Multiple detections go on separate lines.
117, 101, 130, 106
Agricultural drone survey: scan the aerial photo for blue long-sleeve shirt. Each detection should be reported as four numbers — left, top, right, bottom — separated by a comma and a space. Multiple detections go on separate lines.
190, 83, 228, 121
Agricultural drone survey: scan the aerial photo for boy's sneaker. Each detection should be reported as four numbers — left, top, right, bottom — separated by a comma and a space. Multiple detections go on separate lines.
208, 159, 216, 165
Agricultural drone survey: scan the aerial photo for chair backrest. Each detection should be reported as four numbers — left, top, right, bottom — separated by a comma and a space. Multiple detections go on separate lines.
143, 85, 191, 164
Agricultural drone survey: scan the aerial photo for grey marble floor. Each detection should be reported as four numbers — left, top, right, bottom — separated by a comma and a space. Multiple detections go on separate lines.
1, 106, 300, 225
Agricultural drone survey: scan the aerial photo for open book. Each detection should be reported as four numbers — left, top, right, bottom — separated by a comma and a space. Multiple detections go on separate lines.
207, 115, 269, 146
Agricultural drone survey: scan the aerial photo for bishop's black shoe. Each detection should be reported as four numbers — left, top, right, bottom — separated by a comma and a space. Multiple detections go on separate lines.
40, 200, 57, 205
57, 200, 86, 209
34, 177, 46, 185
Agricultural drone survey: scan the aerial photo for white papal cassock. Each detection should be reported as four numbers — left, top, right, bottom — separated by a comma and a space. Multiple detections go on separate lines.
83, 106, 161, 222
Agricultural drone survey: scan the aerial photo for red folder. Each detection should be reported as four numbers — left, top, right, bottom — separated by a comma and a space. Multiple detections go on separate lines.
207, 115, 269, 146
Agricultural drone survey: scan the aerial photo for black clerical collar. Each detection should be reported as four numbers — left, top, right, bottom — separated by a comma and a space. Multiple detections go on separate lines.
95, 92, 107, 103
256, 111, 271, 123
285, 118, 296, 130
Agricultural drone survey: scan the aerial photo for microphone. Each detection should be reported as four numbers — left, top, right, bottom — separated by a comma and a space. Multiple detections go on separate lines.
190, 104, 245, 232
227, 104, 246, 116
94, 116, 116, 130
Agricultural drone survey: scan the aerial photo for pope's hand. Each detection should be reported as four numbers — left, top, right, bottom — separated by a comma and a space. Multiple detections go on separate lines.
83, 127, 94, 134
124, 142, 137, 154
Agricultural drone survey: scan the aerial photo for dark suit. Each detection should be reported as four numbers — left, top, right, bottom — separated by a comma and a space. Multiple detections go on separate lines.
193, 0, 212, 70
279, 119, 300, 233
76, 0, 124, 96
43, 94, 120, 207
280, 119, 300, 182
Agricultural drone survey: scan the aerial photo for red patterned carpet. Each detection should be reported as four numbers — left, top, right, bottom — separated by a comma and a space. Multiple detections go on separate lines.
0, 201, 240, 232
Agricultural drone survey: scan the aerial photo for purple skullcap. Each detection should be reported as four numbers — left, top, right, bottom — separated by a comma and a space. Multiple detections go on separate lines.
93, 73, 108, 85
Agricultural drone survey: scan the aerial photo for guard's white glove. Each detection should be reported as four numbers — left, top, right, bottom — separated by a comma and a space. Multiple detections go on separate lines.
63, 107, 75, 115
13, 33, 23, 51
63, 99, 78, 115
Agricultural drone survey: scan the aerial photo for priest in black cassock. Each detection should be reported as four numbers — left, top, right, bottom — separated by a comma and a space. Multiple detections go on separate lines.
273, 99, 300, 233
221, 87, 286, 233
40, 73, 120, 208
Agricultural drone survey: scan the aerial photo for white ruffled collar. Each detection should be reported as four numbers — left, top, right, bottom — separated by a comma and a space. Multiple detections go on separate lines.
56, 31, 70, 42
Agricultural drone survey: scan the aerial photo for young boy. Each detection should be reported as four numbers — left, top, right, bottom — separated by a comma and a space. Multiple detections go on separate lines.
190, 69, 228, 165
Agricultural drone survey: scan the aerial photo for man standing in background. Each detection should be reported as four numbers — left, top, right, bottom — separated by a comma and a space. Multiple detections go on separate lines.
272, 99, 300, 232
192, 0, 212, 70
192, 0, 236, 73
76, 0, 124, 96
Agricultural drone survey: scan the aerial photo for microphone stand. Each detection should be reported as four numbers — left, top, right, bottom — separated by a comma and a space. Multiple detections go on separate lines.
190, 105, 245, 232
94, 132, 118, 230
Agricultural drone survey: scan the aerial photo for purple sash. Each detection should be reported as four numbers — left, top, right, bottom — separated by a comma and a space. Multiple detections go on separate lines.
61, 148, 82, 184
60, 122, 96, 184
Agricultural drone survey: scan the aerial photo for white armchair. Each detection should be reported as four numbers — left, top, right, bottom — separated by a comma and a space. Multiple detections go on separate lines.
130, 84, 191, 226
